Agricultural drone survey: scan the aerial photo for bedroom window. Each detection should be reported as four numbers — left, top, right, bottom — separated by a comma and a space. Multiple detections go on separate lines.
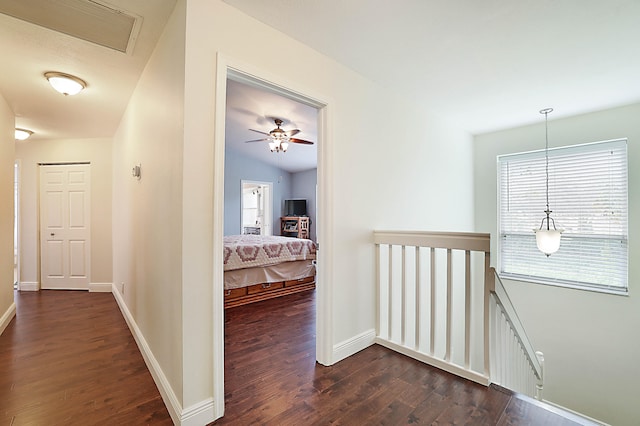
498, 138, 628, 295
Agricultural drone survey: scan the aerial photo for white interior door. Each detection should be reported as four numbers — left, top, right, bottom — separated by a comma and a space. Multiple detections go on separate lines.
39, 164, 91, 290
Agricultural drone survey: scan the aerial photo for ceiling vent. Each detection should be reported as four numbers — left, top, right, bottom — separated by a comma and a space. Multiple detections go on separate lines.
0, 0, 141, 54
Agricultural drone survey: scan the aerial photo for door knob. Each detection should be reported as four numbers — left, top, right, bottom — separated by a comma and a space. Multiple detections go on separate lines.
50, 233, 55, 237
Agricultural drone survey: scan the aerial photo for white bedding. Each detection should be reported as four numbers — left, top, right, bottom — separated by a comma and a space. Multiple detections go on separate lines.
223, 234, 316, 271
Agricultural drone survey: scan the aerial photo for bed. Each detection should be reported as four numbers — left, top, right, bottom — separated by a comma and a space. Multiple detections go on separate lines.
223, 234, 317, 308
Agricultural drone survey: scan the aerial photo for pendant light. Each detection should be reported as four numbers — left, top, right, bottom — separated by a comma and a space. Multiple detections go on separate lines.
534, 108, 563, 256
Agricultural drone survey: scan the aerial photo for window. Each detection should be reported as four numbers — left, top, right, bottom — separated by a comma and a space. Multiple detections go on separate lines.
498, 139, 628, 295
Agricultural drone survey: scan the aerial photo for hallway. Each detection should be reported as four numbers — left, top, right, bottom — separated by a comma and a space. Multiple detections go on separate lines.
0, 290, 172, 425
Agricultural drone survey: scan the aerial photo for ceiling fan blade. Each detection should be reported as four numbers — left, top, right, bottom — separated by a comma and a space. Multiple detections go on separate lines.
245, 138, 269, 143
249, 128, 270, 136
289, 138, 314, 145
285, 129, 300, 137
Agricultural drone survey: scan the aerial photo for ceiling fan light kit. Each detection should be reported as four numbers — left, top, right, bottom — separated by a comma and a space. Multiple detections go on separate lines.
44, 71, 87, 96
245, 117, 314, 153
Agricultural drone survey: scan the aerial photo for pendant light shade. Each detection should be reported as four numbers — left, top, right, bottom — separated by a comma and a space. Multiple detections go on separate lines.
533, 108, 563, 256
535, 228, 562, 256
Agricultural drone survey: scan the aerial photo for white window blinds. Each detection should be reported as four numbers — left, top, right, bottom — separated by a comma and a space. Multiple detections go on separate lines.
498, 139, 628, 294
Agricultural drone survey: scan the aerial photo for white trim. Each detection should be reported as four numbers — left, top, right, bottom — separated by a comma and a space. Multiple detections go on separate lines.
212, 53, 229, 421
181, 398, 216, 426
112, 284, 216, 425
89, 282, 113, 293
14, 160, 21, 290
0, 302, 16, 335
374, 337, 490, 386
111, 284, 183, 425
19, 282, 39, 291
213, 53, 335, 419
333, 329, 376, 363
540, 399, 609, 426
315, 104, 334, 366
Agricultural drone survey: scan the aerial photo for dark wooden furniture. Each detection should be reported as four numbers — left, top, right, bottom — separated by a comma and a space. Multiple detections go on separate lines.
224, 274, 315, 308
280, 216, 309, 239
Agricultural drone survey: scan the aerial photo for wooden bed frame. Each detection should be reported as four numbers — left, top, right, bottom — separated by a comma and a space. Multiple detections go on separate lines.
224, 274, 315, 309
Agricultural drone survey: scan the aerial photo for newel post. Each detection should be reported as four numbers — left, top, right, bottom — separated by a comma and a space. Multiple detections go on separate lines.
535, 351, 545, 401
483, 256, 494, 378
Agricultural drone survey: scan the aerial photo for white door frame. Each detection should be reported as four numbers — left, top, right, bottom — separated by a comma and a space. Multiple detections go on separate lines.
212, 53, 334, 417
14, 160, 21, 290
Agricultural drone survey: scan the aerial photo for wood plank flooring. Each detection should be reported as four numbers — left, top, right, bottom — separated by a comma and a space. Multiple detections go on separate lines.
216, 290, 589, 425
1, 288, 591, 425
0, 290, 172, 425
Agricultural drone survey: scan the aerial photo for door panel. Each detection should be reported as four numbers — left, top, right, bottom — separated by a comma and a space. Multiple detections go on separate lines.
69, 191, 86, 227
40, 164, 91, 290
46, 240, 64, 276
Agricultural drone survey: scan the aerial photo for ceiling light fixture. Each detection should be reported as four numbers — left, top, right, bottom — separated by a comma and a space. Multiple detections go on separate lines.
534, 108, 563, 256
15, 128, 33, 140
44, 71, 87, 96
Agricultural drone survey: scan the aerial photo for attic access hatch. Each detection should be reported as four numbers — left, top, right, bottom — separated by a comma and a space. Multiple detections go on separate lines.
0, 0, 142, 54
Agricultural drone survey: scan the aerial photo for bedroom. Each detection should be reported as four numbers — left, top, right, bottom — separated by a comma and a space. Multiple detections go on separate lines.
222, 77, 319, 307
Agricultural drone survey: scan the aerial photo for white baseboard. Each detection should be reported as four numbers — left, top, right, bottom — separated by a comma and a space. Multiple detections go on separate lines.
19, 282, 39, 291
541, 399, 609, 426
182, 398, 215, 426
0, 302, 16, 335
333, 328, 376, 363
110, 284, 215, 426
89, 282, 113, 293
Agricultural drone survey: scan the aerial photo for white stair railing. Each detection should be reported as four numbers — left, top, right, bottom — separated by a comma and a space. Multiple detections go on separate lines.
490, 269, 544, 399
374, 230, 544, 400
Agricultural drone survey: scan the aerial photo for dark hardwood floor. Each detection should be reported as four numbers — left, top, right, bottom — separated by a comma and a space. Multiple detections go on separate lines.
1, 288, 591, 425
216, 290, 589, 425
0, 290, 172, 425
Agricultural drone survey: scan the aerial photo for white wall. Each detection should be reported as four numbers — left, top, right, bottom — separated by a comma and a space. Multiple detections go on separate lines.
14, 138, 113, 289
0, 93, 15, 334
181, 0, 474, 418
223, 147, 293, 236
111, 0, 186, 412
473, 103, 640, 425
109, 0, 474, 420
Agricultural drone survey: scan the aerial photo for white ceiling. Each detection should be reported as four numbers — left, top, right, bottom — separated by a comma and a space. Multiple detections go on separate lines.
225, 79, 318, 173
224, 0, 640, 135
3, 0, 640, 174
0, 0, 176, 141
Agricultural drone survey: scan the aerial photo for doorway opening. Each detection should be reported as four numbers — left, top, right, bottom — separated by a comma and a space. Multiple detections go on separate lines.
241, 180, 273, 236
213, 59, 331, 418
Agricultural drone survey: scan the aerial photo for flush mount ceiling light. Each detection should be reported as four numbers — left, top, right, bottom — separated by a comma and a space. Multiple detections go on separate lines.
44, 71, 87, 96
534, 108, 563, 256
15, 128, 33, 140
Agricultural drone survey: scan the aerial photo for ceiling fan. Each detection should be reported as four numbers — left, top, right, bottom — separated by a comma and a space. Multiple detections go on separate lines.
245, 118, 314, 152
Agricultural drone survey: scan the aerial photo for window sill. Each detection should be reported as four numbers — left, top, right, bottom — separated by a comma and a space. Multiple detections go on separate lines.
499, 273, 629, 297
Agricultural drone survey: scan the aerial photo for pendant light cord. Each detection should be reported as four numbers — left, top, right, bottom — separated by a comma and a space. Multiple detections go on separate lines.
540, 108, 553, 230
545, 110, 549, 215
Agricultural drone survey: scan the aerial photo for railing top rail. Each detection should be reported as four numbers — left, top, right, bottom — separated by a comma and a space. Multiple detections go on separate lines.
373, 230, 491, 253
